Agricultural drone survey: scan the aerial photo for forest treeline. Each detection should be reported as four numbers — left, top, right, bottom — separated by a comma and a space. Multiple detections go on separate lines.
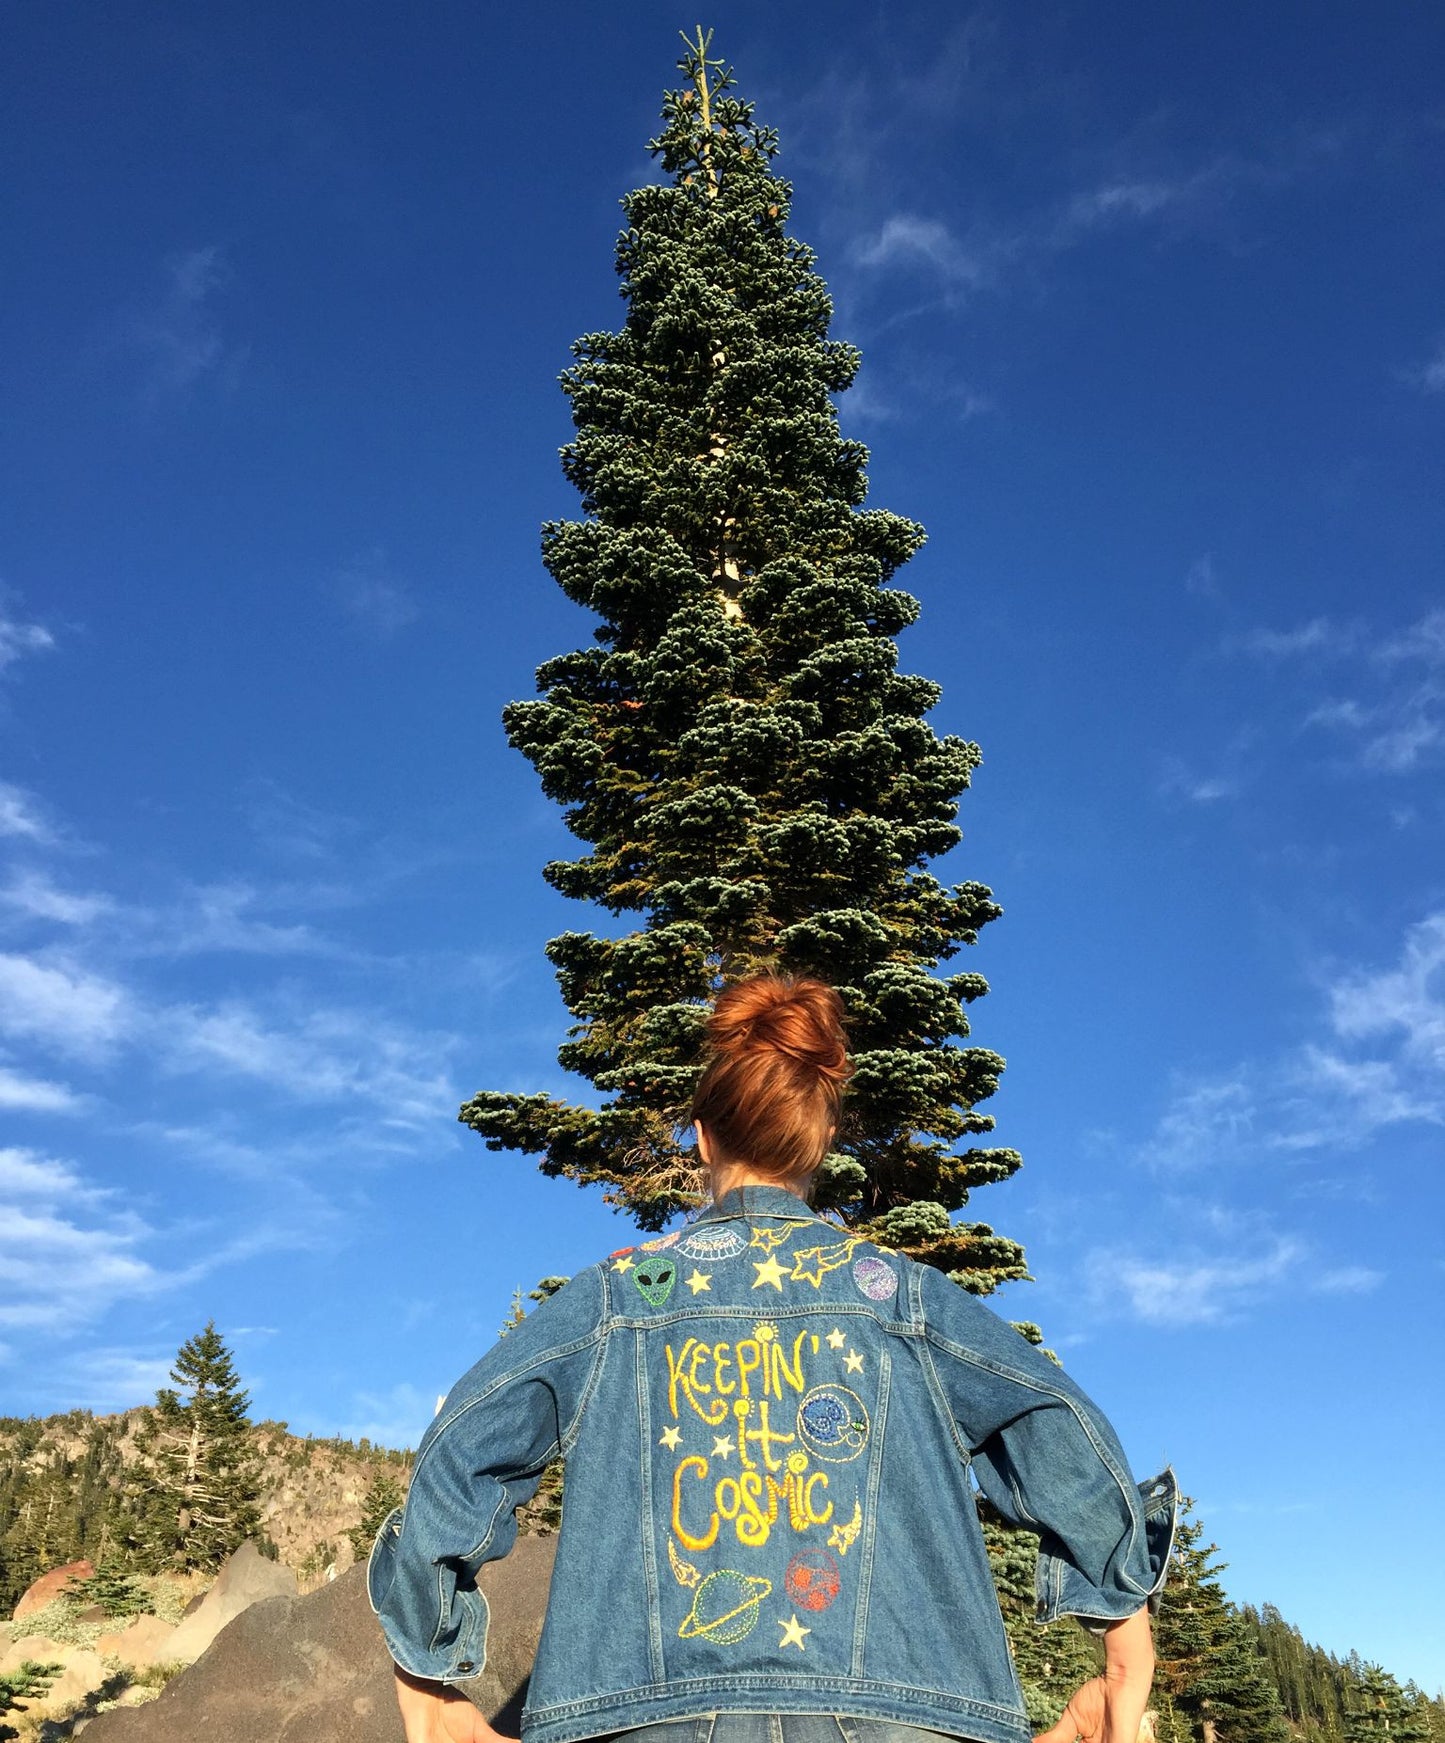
2, 1326, 1438, 1743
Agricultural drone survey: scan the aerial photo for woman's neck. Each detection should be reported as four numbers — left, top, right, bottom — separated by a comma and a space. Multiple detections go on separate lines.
708, 1159, 808, 1201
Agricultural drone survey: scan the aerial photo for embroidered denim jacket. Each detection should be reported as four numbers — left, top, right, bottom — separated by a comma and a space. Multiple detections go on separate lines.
369, 1186, 1176, 1743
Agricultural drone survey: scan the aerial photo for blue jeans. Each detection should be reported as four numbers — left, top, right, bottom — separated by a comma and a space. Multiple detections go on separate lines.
606, 1719, 962, 1743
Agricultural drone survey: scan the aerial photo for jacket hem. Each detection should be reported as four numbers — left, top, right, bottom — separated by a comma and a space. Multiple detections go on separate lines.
521, 1680, 1033, 1743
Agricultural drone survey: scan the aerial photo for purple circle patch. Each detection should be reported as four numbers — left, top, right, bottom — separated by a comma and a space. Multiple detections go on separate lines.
853, 1256, 897, 1301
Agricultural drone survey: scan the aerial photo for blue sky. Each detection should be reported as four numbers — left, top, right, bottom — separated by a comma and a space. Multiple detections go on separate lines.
2, 0, 1442, 1692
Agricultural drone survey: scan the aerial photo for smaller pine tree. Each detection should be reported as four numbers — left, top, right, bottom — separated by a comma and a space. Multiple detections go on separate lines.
1344, 1664, 1431, 1743
346, 1471, 407, 1563
124, 1322, 262, 1572
0, 1662, 63, 1743
66, 1560, 149, 1619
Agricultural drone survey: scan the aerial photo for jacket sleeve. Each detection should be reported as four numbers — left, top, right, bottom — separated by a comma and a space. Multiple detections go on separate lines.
918, 1264, 1177, 1629
368, 1265, 607, 1682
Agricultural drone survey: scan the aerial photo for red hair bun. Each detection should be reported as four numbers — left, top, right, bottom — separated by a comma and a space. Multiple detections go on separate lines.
690, 975, 851, 1184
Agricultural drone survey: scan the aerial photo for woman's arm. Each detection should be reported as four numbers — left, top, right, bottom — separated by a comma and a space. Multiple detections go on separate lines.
1034, 1608, 1156, 1743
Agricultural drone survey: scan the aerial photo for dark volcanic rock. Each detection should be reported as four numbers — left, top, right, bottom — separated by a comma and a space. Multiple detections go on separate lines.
81, 1535, 556, 1743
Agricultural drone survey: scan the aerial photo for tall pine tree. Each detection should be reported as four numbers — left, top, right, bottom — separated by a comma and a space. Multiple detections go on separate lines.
461, 30, 1024, 1291
1154, 1505, 1288, 1743
124, 1323, 262, 1573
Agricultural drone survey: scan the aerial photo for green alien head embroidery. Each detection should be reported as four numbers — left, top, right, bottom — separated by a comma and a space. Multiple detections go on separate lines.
633, 1257, 677, 1306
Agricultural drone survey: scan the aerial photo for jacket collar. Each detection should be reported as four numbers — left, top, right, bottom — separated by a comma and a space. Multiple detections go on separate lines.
698, 1183, 821, 1224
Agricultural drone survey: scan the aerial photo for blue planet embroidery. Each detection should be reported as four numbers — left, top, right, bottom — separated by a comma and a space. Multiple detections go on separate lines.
797, 1384, 870, 1462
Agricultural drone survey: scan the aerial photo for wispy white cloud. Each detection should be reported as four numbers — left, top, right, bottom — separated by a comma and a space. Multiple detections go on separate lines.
336, 550, 419, 639
849, 151, 1280, 304
1314, 1265, 1384, 1294
240, 777, 359, 863
0, 1065, 83, 1113
1140, 911, 1445, 1174
131, 246, 247, 402
160, 999, 458, 1125
1330, 912, 1445, 1073
1158, 757, 1239, 805
142, 881, 335, 958
0, 952, 134, 1058
1236, 607, 1444, 773
853, 215, 996, 286
1241, 617, 1356, 659
1087, 1195, 1384, 1328
0, 783, 58, 844
50, 1346, 177, 1412
0, 606, 54, 672
0, 871, 114, 926
1401, 335, 1445, 394
1184, 554, 1221, 601
1093, 1234, 1303, 1326
0, 1149, 169, 1334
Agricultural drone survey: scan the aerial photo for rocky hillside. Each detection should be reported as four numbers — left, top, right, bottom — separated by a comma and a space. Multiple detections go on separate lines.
0, 1411, 413, 1602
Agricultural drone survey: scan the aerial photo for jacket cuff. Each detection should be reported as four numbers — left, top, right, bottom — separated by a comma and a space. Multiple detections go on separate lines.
1035, 1467, 1178, 1631
367, 1504, 493, 1682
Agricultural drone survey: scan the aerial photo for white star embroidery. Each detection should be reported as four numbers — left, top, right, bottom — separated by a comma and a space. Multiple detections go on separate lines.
659, 1425, 683, 1451
844, 1348, 864, 1375
752, 1254, 786, 1291
825, 1328, 846, 1350
712, 1434, 735, 1461
778, 1612, 810, 1650
686, 1268, 712, 1295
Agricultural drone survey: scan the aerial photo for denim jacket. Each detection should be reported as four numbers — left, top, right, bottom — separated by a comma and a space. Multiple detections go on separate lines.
369, 1186, 1176, 1743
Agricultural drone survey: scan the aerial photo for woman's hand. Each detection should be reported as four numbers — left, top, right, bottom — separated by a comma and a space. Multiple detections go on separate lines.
1033, 1607, 1155, 1743
392, 1666, 518, 1743
1034, 1676, 1109, 1743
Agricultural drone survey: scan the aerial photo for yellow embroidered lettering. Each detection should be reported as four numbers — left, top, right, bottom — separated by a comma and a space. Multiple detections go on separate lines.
712, 1343, 735, 1395
740, 1398, 795, 1473
804, 1470, 833, 1525
672, 1455, 718, 1551
736, 1470, 775, 1547
733, 1398, 755, 1469
772, 1328, 808, 1396
736, 1339, 762, 1397
687, 1341, 713, 1398
715, 1475, 741, 1520
665, 1340, 693, 1421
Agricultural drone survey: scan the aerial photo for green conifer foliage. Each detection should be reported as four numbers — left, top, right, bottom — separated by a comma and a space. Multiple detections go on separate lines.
65, 1560, 149, 1619
1, 1662, 62, 1742
977, 1502, 1101, 1728
1155, 1504, 1289, 1743
460, 31, 1024, 1290
346, 1471, 407, 1563
124, 1323, 262, 1573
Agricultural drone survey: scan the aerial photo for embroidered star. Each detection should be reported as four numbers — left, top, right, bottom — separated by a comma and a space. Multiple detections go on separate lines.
659, 1424, 683, 1451
686, 1269, 712, 1294
778, 1612, 811, 1651
789, 1235, 863, 1287
712, 1434, 735, 1461
611, 1254, 635, 1273
825, 1328, 846, 1350
843, 1348, 864, 1374
749, 1225, 791, 1255
829, 1498, 862, 1556
752, 1254, 786, 1291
